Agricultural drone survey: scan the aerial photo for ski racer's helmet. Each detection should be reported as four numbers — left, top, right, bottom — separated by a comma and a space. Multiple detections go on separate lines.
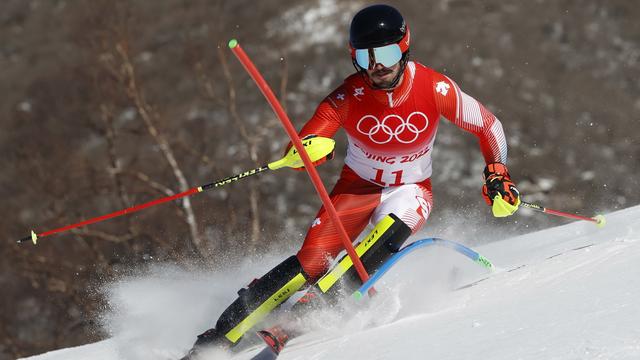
349, 4, 410, 88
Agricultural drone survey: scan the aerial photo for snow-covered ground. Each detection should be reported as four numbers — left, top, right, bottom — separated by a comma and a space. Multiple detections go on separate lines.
22, 205, 640, 360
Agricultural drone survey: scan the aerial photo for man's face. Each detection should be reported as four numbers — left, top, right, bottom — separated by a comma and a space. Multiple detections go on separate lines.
366, 62, 402, 89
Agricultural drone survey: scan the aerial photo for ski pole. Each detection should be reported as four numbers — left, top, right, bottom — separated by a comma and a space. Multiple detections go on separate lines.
520, 201, 606, 228
17, 136, 335, 245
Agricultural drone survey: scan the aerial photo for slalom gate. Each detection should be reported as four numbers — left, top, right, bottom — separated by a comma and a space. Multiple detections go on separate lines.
353, 238, 494, 299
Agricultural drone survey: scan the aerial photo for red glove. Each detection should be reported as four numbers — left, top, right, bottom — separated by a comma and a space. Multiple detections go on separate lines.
482, 162, 520, 207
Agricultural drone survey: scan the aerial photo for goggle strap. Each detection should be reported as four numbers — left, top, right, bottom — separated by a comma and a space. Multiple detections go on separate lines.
398, 26, 410, 53
368, 48, 376, 70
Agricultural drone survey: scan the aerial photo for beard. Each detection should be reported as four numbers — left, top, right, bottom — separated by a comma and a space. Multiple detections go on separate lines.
367, 63, 402, 89
370, 67, 400, 89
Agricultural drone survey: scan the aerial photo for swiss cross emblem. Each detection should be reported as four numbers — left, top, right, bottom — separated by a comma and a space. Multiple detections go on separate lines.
353, 87, 364, 100
436, 81, 450, 96
336, 93, 345, 101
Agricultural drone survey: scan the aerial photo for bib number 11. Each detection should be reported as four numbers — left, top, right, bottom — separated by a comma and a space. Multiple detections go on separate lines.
371, 168, 404, 186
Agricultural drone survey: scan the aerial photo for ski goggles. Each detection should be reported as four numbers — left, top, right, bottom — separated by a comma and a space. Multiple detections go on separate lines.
354, 43, 403, 70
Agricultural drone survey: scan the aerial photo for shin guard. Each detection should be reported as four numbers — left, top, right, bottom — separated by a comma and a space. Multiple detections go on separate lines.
214, 255, 308, 344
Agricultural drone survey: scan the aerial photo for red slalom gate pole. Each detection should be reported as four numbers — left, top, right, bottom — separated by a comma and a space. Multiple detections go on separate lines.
228, 39, 372, 286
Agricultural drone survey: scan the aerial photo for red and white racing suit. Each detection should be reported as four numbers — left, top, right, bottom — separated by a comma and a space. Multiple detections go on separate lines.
296, 61, 508, 279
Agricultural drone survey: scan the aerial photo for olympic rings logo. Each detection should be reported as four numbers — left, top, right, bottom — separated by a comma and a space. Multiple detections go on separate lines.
356, 112, 429, 144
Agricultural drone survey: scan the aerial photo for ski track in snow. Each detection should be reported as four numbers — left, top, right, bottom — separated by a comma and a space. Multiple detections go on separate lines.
21, 205, 640, 360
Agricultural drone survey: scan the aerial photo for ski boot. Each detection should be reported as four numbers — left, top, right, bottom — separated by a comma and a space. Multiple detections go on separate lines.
181, 256, 309, 359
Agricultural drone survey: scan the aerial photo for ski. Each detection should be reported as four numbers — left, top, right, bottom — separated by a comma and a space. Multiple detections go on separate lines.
249, 346, 280, 360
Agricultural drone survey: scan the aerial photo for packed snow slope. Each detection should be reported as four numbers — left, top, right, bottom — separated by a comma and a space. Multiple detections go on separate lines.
23, 205, 640, 360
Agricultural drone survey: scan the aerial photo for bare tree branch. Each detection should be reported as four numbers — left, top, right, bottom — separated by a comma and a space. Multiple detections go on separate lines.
71, 228, 137, 243
129, 171, 176, 197
99, 104, 138, 236
194, 61, 226, 108
216, 45, 262, 244
217, 46, 260, 163
279, 52, 289, 114
114, 42, 206, 258
174, 139, 215, 167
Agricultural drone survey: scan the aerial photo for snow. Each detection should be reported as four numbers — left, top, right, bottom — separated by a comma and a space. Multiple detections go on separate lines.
266, 0, 363, 52
21, 205, 640, 360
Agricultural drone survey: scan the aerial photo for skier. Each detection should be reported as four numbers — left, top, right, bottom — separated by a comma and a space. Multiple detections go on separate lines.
182, 3, 520, 358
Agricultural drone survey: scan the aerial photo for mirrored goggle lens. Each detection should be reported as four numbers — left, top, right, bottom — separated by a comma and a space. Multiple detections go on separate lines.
354, 44, 402, 69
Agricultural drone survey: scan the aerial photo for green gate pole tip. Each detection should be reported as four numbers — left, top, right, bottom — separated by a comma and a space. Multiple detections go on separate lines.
228, 39, 238, 48
352, 291, 363, 300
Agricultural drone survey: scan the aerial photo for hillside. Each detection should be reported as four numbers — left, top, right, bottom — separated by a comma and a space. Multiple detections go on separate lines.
22, 205, 640, 359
